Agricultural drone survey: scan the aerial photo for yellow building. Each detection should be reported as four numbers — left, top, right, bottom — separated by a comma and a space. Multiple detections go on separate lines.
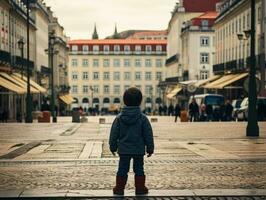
68, 39, 167, 112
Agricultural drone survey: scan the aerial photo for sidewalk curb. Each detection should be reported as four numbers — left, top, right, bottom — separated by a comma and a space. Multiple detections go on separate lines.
0, 189, 266, 198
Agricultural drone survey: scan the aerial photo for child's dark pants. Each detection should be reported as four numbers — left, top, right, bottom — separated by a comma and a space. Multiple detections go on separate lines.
117, 155, 144, 177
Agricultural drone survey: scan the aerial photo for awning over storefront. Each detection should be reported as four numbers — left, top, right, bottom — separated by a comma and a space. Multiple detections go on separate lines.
13, 73, 47, 93
203, 73, 248, 89
194, 75, 221, 88
179, 80, 197, 85
166, 86, 182, 99
59, 94, 75, 105
0, 72, 47, 94
0, 76, 25, 94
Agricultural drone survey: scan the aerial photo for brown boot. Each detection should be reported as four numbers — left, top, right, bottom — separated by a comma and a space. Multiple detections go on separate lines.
113, 176, 127, 195
135, 175, 149, 195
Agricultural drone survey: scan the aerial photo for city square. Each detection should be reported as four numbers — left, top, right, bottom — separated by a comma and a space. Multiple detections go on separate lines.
1, 0, 266, 199
0, 117, 266, 198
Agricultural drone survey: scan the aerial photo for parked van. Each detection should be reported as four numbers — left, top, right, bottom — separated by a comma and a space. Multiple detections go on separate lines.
189, 94, 225, 107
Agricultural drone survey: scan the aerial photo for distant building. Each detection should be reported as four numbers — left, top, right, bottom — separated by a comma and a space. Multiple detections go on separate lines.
126, 30, 167, 40
68, 39, 167, 111
181, 12, 218, 81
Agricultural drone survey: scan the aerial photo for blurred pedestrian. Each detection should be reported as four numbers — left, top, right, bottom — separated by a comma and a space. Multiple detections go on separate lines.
206, 104, 213, 121
224, 100, 233, 121
168, 104, 174, 116
163, 105, 167, 116
189, 99, 199, 122
199, 103, 207, 121
158, 105, 163, 116
174, 103, 181, 122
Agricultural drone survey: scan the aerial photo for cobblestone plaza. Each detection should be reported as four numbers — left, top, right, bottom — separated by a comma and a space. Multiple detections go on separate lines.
0, 117, 266, 198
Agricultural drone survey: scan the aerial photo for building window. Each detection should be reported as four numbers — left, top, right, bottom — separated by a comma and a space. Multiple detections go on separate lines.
200, 36, 209, 46
83, 72, 88, 80
145, 59, 152, 67
104, 85, 109, 94
135, 72, 141, 80
114, 85, 120, 94
82, 59, 88, 67
93, 59, 99, 67
124, 72, 131, 80
114, 59, 120, 67
82, 45, 89, 52
135, 85, 141, 91
114, 45, 120, 53
83, 85, 89, 94
200, 53, 209, 64
93, 45, 99, 53
156, 45, 162, 52
103, 72, 110, 80
155, 59, 162, 67
114, 72, 120, 80
71, 59, 78, 67
124, 85, 130, 91
201, 20, 209, 27
135, 45, 141, 54
200, 70, 209, 80
124, 59, 131, 67
146, 45, 152, 54
145, 85, 153, 95
145, 72, 152, 80
93, 85, 99, 94
72, 85, 78, 94
124, 45, 130, 54
103, 45, 109, 53
93, 72, 99, 80
135, 59, 142, 67
156, 72, 162, 80
72, 72, 78, 80
103, 59, 110, 67
71, 45, 78, 52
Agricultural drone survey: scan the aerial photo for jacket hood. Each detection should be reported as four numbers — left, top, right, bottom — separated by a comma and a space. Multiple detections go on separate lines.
120, 106, 142, 125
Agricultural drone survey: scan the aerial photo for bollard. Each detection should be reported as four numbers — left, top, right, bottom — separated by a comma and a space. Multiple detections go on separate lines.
99, 118, 106, 124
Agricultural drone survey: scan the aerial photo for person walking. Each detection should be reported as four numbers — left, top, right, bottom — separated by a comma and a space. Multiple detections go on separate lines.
224, 100, 233, 121
163, 104, 167, 116
206, 104, 213, 121
168, 104, 174, 116
174, 103, 181, 122
109, 87, 154, 195
189, 99, 199, 122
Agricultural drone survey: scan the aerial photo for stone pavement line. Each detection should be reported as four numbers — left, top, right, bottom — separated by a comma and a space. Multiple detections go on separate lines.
1, 189, 266, 198
177, 142, 240, 159
15, 144, 51, 160
60, 124, 81, 136
90, 142, 103, 158
0, 141, 41, 159
79, 142, 94, 159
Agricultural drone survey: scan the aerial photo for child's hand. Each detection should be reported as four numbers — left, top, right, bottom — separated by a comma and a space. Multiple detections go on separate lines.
111, 152, 116, 156
147, 153, 152, 157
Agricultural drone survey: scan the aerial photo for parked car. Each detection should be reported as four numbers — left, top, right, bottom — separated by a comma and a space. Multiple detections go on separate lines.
237, 97, 266, 121
232, 99, 243, 120
189, 94, 225, 107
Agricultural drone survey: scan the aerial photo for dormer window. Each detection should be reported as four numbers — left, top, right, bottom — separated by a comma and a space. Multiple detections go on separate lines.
103, 45, 109, 54
124, 45, 130, 54
201, 20, 209, 27
82, 45, 89, 53
135, 45, 141, 54
146, 45, 152, 54
72, 45, 78, 52
114, 45, 120, 53
93, 45, 99, 54
156, 45, 162, 52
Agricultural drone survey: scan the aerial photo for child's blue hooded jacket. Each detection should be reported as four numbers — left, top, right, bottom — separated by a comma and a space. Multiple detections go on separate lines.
109, 106, 154, 155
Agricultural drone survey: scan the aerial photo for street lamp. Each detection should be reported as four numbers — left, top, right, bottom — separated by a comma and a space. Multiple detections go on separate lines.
246, 0, 259, 136
18, 38, 25, 79
47, 30, 59, 123
25, 0, 32, 123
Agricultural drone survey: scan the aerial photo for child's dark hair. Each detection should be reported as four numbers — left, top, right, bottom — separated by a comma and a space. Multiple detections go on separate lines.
123, 87, 142, 106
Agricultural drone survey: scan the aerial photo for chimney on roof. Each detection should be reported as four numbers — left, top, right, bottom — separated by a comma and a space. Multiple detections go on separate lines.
92, 23, 99, 39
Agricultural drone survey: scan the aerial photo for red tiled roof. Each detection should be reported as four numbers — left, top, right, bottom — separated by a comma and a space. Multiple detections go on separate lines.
195, 11, 218, 19
183, 0, 221, 12
68, 39, 167, 45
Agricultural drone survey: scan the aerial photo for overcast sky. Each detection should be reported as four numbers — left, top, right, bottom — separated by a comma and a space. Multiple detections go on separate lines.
44, 0, 177, 39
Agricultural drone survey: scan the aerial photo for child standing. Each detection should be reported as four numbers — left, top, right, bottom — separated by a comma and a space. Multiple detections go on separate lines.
109, 87, 154, 195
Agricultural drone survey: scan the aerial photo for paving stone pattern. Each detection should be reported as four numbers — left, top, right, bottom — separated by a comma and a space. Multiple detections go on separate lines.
0, 117, 266, 196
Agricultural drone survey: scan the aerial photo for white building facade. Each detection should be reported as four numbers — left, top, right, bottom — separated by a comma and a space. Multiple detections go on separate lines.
68, 39, 167, 111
